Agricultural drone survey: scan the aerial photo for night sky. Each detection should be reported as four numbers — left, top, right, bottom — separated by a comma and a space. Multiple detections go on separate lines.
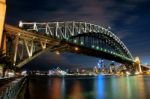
5, 0, 150, 69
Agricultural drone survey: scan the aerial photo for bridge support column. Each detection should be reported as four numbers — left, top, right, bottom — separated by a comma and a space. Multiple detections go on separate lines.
40, 40, 47, 49
134, 57, 142, 74
1, 32, 6, 53
0, 0, 6, 49
13, 36, 19, 65
24, 40, 34, 57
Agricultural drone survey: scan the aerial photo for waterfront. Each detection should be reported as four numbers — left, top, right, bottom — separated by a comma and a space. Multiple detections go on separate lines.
25, 75, 150, 99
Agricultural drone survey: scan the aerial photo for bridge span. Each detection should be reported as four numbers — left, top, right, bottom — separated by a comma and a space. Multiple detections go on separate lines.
4, 21, 133, 65
0, 22, 149, 73
1, 0, 150, 72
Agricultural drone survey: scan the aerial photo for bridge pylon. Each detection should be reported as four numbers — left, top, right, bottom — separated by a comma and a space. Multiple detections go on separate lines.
134, 57, 142, 74
0, 0, 6, 51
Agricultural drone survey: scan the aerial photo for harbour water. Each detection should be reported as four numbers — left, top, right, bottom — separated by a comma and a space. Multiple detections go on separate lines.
25, 75, 150, 99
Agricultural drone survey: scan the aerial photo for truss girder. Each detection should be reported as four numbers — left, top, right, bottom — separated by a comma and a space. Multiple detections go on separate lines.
4, 24, 60, 67
69, 33, 131, 60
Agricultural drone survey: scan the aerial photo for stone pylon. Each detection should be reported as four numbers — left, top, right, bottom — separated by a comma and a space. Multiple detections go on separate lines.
134, 57, 142, 73
0, 0, 6, 50
109, 66, 112, 73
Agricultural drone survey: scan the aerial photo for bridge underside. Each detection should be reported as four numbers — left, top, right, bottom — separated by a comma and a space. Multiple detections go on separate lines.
50, 41, 133, 65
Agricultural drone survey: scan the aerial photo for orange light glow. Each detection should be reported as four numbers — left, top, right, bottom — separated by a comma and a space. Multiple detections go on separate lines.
49, 78, 61, 99
70, 81, 83, 99
75, 47, 79, 51
56, 51, 60, 55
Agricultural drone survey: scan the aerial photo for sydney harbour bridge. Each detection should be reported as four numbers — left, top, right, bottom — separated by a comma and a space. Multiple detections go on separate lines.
0, 0, 149, 74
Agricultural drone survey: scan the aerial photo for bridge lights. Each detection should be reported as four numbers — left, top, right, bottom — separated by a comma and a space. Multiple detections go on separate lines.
119, 54, 122, 57
73, 40, 77, 43
115, 53, 118, 56
56, 51, 60, 55
96, 46, 99, 50
19, 20, 23, 27
126, 71, 130, 75
80, 41, 84, 45
106, 50, 109, 53
18, 33, 20, 36
92, 45, 95, 48
75, 47, 79, 51
66, 37, 69, 40
71, 33, 74, 36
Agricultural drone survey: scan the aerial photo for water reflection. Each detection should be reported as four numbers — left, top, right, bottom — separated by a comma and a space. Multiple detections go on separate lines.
47, 77, 66, 99
95, 75, 149, 99
96, 75, 105, 99
49, 78, 61, 99
27, 75, 150, 99
133, 76, 146, 99
61, 78, 66, 99
69, 81, 83, 99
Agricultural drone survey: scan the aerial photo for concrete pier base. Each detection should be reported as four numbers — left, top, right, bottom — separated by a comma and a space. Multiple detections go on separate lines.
134, 57, 142, 74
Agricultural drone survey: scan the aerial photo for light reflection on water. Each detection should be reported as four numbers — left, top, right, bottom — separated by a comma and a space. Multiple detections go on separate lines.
27, 75, 150, 99
69, 81, 83, 99
96, 75, 105, 99
48, 78, 61, 99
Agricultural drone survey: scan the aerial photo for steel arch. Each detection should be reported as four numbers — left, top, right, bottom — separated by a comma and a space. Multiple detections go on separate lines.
19, 21, 133, 62
68, 32, 132, 61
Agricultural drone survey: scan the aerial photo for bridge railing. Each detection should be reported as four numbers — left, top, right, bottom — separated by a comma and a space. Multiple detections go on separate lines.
0, 77, 27, 99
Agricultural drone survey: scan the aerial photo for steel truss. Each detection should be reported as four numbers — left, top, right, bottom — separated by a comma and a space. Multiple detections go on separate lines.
4, 24, 59, 67
19, 21, 133, 60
